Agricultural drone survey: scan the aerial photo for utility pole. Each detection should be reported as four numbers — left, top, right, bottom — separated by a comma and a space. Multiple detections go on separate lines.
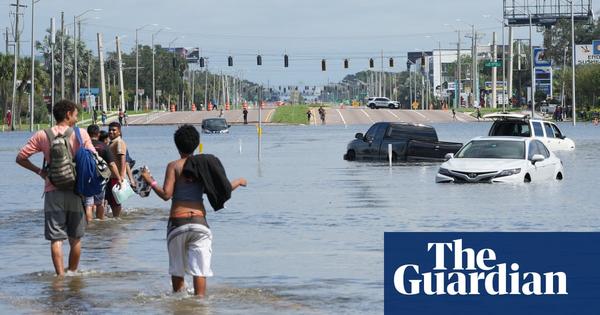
204, 58, 209, 109
508, 26, 513, 109
10, 0, 26, 131
97, 33, 106, 112
73, 15, 77, 103
60, 11, 64, 99
455, 29, 461, 109
4, 27, 8, 54
29, 0, 35, 132
492, 31, 497, 109
50, 17, 55, 125
116, 36, 125, 112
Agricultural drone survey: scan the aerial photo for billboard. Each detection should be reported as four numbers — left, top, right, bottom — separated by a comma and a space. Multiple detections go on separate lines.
575, 43, 600, 65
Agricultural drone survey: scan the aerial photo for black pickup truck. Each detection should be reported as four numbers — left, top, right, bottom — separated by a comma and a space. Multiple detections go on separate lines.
343, 122, 463, 162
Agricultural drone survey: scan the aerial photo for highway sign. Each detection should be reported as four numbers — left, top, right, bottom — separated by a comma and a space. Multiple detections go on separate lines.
484, 61, 502, 68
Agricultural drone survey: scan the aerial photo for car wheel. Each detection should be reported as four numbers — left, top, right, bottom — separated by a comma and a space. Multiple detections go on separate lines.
388, 104, 395, 109
346, 150, 356, 161
556, 172, 563, 180
369, 104, 375, 109
524, 174, 531, 183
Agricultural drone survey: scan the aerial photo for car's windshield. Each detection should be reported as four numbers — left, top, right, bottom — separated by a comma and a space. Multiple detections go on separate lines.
456, 140, 525, 159
204, 119, 227, 129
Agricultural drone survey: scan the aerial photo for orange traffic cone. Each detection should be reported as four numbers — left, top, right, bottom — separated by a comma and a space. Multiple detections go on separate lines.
225, 102, 230, 111
207, 101, 213, 111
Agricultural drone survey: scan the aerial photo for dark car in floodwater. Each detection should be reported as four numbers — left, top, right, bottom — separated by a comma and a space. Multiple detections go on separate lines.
201, 118, 230, 134
344, 122, 463, 162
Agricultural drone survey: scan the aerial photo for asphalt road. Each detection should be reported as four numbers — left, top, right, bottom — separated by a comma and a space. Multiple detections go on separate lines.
122, 106, 478, 126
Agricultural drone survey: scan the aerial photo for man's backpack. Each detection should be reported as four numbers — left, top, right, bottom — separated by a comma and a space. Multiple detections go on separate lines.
44, 128, 76, 190
73, 127, 110, 197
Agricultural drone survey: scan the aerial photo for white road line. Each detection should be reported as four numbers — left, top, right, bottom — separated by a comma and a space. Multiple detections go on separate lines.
265, 109, 275, 122
412, 110, 427, 119
336, 109, 347, 126
386, 109, 400, 120
360, 109, 375, 123
144, 112, 168, 124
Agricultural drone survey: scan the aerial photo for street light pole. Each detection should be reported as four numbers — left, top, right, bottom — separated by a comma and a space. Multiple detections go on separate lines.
136, 23, 158, 113
73, 9, 101, 104
30, 0, 38, 132
570, 0, 576, 125
529, 12, 535, 118
152, 27, 167, 111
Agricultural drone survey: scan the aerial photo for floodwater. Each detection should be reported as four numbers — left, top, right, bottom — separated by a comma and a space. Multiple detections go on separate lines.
0, 120, 599, 314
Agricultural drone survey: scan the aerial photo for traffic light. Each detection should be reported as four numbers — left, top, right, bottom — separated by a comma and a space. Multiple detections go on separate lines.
284, 54, 289, 67
257, 55, 262, 66
421, 56, 426, 67
321, 59, 326, 71
389, 57, 394, 67
344, 59, 349, 68
199, 57, 204, 68
228, 56, 233, 67
369, 58, 374, 68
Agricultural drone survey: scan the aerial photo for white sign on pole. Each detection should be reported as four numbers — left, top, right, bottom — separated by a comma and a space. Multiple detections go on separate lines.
575, 44, 600, 65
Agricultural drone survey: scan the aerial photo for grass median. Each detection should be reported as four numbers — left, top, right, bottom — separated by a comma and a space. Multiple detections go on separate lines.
271, 105, 310, 124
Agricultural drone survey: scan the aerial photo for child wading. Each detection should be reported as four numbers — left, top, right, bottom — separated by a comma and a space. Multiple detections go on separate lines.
140, 124, 247, 297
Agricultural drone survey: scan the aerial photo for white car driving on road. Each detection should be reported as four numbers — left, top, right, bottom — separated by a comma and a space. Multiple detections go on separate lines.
436, 137, 564, 183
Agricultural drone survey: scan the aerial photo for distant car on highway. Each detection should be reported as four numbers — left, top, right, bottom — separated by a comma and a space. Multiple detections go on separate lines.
201, 118, 230, 134
367, 97, 400, 109
344, 122, 462, 162
436, 136, 564, 183
484, 113, 575, 151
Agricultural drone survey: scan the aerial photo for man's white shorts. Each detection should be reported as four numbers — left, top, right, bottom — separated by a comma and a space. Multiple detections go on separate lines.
167, 224, 213, 277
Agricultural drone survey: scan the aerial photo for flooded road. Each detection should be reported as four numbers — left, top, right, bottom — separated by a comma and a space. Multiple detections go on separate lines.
0, 121, 598, 314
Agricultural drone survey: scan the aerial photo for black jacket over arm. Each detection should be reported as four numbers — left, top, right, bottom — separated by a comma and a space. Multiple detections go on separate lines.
182, 154, 232, 211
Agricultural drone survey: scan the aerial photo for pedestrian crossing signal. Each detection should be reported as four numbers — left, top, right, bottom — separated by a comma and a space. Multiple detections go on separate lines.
199, 57, 204, 67
389, 57, 394, 67
369, 58, 374, 68
228, 56, 233, 67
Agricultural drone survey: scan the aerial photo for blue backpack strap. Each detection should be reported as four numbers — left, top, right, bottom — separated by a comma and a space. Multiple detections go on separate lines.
73, 126, 83, 146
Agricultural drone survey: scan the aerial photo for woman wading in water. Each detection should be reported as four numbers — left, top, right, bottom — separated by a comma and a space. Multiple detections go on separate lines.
141, 124, 247, 297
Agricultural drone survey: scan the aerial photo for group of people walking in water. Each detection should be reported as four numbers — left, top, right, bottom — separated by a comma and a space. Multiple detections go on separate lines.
16, 99, 247, 297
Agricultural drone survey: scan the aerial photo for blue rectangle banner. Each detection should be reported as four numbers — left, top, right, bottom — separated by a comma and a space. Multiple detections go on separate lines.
384, 233, 600, 315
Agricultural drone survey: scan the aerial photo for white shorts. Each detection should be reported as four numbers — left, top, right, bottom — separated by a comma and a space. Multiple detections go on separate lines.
167, 224, 213, 278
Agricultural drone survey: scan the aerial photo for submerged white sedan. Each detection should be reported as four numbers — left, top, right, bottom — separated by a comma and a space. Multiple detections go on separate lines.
436, 137, 564, 183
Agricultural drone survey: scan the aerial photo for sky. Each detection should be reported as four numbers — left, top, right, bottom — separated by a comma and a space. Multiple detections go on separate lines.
2, 0, 598, 86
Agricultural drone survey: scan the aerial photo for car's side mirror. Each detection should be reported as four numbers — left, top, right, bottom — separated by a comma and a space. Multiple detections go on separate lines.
531, 154, 545, 164
558, 135, 566, 139
444, 153, 454, 161
355, 133, 364, 140
228, 125, 231, 128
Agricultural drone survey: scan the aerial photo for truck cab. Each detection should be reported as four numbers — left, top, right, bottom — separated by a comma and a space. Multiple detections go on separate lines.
484, 113, 575, 151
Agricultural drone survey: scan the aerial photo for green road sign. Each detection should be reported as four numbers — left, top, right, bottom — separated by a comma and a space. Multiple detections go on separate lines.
485, 61, 502, 68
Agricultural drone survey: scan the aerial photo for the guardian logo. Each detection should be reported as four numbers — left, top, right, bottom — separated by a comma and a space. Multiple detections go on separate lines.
393, 239, 568, 296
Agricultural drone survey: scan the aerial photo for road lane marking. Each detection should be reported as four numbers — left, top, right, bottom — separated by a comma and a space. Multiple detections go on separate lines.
360, 109, 375, 123
265, 109, 275, 122
412, 110, 427, 119
336, 109, 347, 126
386, 109, 400, 120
